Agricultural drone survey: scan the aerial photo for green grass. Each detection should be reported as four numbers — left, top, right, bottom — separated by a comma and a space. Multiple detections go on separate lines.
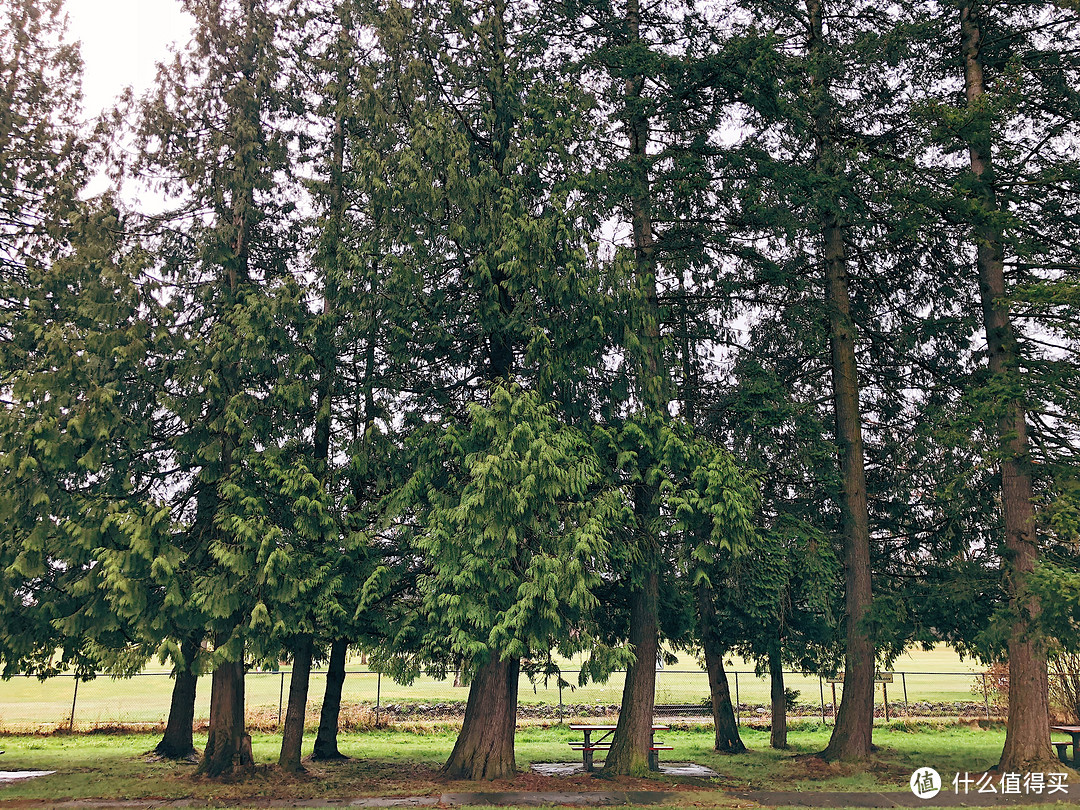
0, 721, 1016, 804
0, 645, 989, 731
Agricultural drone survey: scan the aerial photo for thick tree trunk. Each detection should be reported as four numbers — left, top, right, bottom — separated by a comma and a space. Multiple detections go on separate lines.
312, 638, 349, 761
805, 0, 875, 763
697, 582, 745, 752
604, 570, 660, 776
442, 656, 519, 780
196, 651, 253, 778
958, 0, 1055, 774
155, 636, 200, 759
279, 634, 314, 773
769, 646, 788, 750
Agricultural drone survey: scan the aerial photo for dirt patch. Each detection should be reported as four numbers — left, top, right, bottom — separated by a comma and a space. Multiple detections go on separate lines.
785, 752, 909, 786
786, 754, 854, 781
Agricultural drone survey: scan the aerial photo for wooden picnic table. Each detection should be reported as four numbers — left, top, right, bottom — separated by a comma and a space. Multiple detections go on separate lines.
1051, 725, 1080, 765
568, 724, 671, 772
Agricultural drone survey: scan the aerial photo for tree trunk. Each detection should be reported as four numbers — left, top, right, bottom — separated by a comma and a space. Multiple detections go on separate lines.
769, 646, 788, 749
806, 0, 875, 763
442, 656, 519, 780
604, 569, 660, 776
155, 636, 200, 759
312, 638, 349, 761
697, 582, 745, 752
958, 0, 1055, 773
817, 208, 876, 762
279, 633, 314, 773
196, 651, 253, 778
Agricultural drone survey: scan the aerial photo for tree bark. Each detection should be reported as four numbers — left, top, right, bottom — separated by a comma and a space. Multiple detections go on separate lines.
312, 638, 349, 761
604, 569, 660, 775
697, 582, 745, 752
769, 645, 788, 749
279, 633, 314, 773
155, 636, 200, 759
442, 656, 519, 780
958, 0, 1056, 773
196, 649, 253, 778
805, 0, 876, 763
817, 204, 876, 763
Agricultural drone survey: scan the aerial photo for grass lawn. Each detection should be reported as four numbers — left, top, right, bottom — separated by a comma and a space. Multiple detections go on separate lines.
0, 721, 1016, 807
0, 645, 989, 731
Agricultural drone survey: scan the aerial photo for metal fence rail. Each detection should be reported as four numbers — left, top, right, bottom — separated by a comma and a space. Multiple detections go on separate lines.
0, 668, 1012, 731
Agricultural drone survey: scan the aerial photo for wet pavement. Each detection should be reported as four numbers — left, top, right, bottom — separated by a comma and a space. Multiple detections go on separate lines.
529, 761, 718, 778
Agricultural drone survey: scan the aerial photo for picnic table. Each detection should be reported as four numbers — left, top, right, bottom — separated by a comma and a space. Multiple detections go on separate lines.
1051, 725, 1080, 765
568, 724, 671, 772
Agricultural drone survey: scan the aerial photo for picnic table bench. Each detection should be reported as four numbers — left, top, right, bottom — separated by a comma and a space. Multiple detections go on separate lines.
1051, 725, 1080, 766
568, 724, 671, 772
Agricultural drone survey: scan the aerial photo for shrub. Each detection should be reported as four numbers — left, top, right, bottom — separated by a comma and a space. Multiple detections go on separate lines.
1050, 653, 1080, 723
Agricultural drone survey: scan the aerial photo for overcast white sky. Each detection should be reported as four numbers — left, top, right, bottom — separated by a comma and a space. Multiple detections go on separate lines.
65, 0, 192, 116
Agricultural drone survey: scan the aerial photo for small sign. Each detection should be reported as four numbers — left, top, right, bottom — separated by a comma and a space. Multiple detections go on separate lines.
827, 672, 894, 683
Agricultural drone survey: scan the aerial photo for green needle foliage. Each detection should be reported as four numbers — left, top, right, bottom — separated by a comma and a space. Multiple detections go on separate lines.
0, 200, 162, 678
379, 385, 618, 679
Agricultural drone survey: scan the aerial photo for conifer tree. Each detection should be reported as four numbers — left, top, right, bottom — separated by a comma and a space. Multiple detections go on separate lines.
909, 0, 1080, 772
0, 0, 87, 677
713, 0, 950, 760
356, 0, 617, 779
800, 0, 876, 761
131, 0, 310, 777
599, 0, 667, 775
560, 0, 766, 771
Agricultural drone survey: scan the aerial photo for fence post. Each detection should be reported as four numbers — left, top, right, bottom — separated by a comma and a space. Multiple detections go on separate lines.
982, 673, 990, 720
734, 671, 740, 726
901, 672, 908, 711
819, 677, 826, 725
278, 670, 285, 727
376, 671, 382, 727
69, 676, 79, 732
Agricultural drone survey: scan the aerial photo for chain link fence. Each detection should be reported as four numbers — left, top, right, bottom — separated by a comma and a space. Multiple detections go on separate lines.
0, 668, 1003, 732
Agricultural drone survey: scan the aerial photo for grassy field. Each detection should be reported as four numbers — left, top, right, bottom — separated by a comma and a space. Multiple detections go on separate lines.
0, 645, 989, 731
0, 721, 1018, 806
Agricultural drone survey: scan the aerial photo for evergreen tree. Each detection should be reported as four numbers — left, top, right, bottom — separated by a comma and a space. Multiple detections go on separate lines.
802, 0, 875, 761
710, 0, 962, 760
131, 0, 311, 777
0, 0, 86, 677
0, 199, 162, 681
909, 0, 1080, 772
383, 387, 618, 779
356, 0, 616, 779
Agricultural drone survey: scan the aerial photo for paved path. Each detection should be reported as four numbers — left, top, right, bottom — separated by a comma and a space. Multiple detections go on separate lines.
737, 785, 1080, 806
0, 771, 55, 783
10, 786, 1080, 808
